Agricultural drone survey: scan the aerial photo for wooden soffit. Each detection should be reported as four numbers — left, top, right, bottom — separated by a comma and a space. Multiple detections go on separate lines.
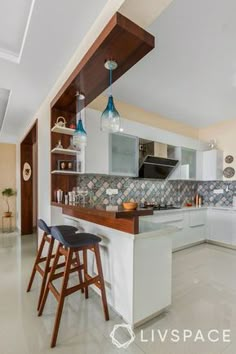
51, 12, 155, 113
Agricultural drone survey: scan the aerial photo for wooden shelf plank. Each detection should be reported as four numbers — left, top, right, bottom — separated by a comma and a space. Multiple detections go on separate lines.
51, 147, 78, 156
51, 126, 75, 135
51, 170, 82, 175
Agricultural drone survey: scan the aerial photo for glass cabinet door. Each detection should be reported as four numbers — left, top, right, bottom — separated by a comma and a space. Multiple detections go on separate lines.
181, 148, 196, 180
109, 133, 138, 176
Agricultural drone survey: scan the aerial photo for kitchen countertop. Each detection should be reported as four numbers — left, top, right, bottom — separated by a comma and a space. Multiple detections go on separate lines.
52, 202, 236, 215
52, 202, 154, 234
60, 203, 154, 218
153, 205, 236, 213
51, 202, 236, 234
153, 206, 207, 214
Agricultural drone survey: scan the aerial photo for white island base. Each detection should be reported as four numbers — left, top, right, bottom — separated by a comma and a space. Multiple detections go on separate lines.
52, 206, 174, 327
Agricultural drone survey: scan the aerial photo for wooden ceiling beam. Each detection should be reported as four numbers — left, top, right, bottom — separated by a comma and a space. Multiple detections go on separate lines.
51, 12, 155, 113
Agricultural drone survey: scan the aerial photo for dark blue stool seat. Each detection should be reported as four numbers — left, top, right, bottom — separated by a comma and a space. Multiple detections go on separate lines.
38, 224, 109, 348
27, 220, 83, 311
51, 226, 101, 248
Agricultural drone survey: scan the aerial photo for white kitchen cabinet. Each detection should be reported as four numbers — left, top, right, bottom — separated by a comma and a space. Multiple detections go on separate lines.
207, 209, 233, 245
109, 133, 139, 176
168, 147, 197, 180
85, 108, 109, 174
188, 209, 206, 244
153, 209, 207, 250
231, 214, 236, 246
198, 149, 223, 181
85, 109, 138, 176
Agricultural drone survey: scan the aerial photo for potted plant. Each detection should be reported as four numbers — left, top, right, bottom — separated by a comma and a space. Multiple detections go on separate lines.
2, 188, 16, 217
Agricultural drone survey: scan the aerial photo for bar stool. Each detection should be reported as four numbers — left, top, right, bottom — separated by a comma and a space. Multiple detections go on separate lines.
27, 219, 84, 310
38, 226, 109, 348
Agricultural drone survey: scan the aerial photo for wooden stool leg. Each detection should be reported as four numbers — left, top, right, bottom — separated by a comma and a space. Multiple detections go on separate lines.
51, 248, 73, 348
94, 244, 109, 321
37, 237, 55, 310
26, 232, 47, 292
38, 243, 61, 316
83, 249, 89, 299
75, 251, 84, 294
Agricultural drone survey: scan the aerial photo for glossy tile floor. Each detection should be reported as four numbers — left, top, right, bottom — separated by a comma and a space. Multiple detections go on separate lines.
1, 233, 236, 354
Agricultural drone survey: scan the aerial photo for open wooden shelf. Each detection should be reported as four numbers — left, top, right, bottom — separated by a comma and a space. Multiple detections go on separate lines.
51, 170, 83, 175
51, 126, 75, 135
51, 147, 78, 156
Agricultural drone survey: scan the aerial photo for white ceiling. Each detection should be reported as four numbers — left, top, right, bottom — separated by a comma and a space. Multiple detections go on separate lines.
0, 0, 108, 142
0, 0, 34, 63
2, 0, 236, 141
0, 88, 10, 130
113, 0, 236, 128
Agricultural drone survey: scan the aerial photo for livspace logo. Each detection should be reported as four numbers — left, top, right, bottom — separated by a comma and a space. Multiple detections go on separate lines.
110, 324, 135, 349
140, 329, 231, 344
110, 324, 231, 349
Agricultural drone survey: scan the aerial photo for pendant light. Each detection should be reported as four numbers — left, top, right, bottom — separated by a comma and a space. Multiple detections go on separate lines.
73, 92, 87, 147
101, 60, 121, 132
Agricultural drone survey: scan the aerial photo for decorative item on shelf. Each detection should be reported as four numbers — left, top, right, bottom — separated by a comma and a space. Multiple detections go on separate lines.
68, 119, 76, 130
67, 137, 77, 151
22, 162, 32, 181
2, 188, 16, 217
225, 155, 234, 164
223, 167, 235, 179
73, 92, 87, 148
56, 140, 63, 149
208, 139, 217, 149
57, 160, 76, 171
101, 60, 121, 133
56, 189, 63, 203
55, 116, 67, 128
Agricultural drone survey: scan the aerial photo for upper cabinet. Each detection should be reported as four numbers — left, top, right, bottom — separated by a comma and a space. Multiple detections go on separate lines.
85, 109, 138, 177
85, 109, 109, 175
197, 149, 223, 181
109, 133, 138, 177
169, 147, 197, 180
181, 148, 197, 180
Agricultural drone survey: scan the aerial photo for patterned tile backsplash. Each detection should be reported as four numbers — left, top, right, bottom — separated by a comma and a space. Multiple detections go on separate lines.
77, 175, 236, 207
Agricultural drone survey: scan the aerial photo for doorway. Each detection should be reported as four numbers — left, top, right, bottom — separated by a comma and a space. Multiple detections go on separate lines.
20, 120, 38, 235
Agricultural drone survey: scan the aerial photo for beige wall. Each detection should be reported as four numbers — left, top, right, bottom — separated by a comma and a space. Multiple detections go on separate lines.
89, 95, 199, 139
0, 144, 16, 226
199, 119, 236, 180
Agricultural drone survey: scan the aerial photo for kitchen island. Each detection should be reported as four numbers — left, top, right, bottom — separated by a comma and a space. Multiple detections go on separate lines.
51, 204, 175, 327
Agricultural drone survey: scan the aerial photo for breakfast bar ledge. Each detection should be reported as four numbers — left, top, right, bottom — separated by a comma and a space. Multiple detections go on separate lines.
51, 204, 176, 327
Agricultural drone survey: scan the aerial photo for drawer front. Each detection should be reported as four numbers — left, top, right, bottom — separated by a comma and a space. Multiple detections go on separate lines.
153, 212, 184, 224
189, 210, 206, 227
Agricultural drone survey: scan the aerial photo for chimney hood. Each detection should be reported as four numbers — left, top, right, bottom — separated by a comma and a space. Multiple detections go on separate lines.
139, 155, 179, 179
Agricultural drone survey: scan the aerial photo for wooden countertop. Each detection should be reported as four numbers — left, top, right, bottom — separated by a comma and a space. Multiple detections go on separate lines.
63, 204, 153, 218
51, 202, 153, 234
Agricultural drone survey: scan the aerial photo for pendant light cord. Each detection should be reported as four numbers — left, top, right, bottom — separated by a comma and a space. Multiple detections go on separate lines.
109, 68, 112, 96
77, 94, 82, 121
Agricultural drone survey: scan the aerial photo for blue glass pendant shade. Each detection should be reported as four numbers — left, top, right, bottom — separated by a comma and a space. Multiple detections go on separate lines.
73, 116, 87, 147
101, 95, 120, 132
101, 62, 121, 132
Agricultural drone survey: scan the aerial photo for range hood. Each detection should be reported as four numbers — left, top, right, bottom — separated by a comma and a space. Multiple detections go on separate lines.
139, 155, 179, 179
